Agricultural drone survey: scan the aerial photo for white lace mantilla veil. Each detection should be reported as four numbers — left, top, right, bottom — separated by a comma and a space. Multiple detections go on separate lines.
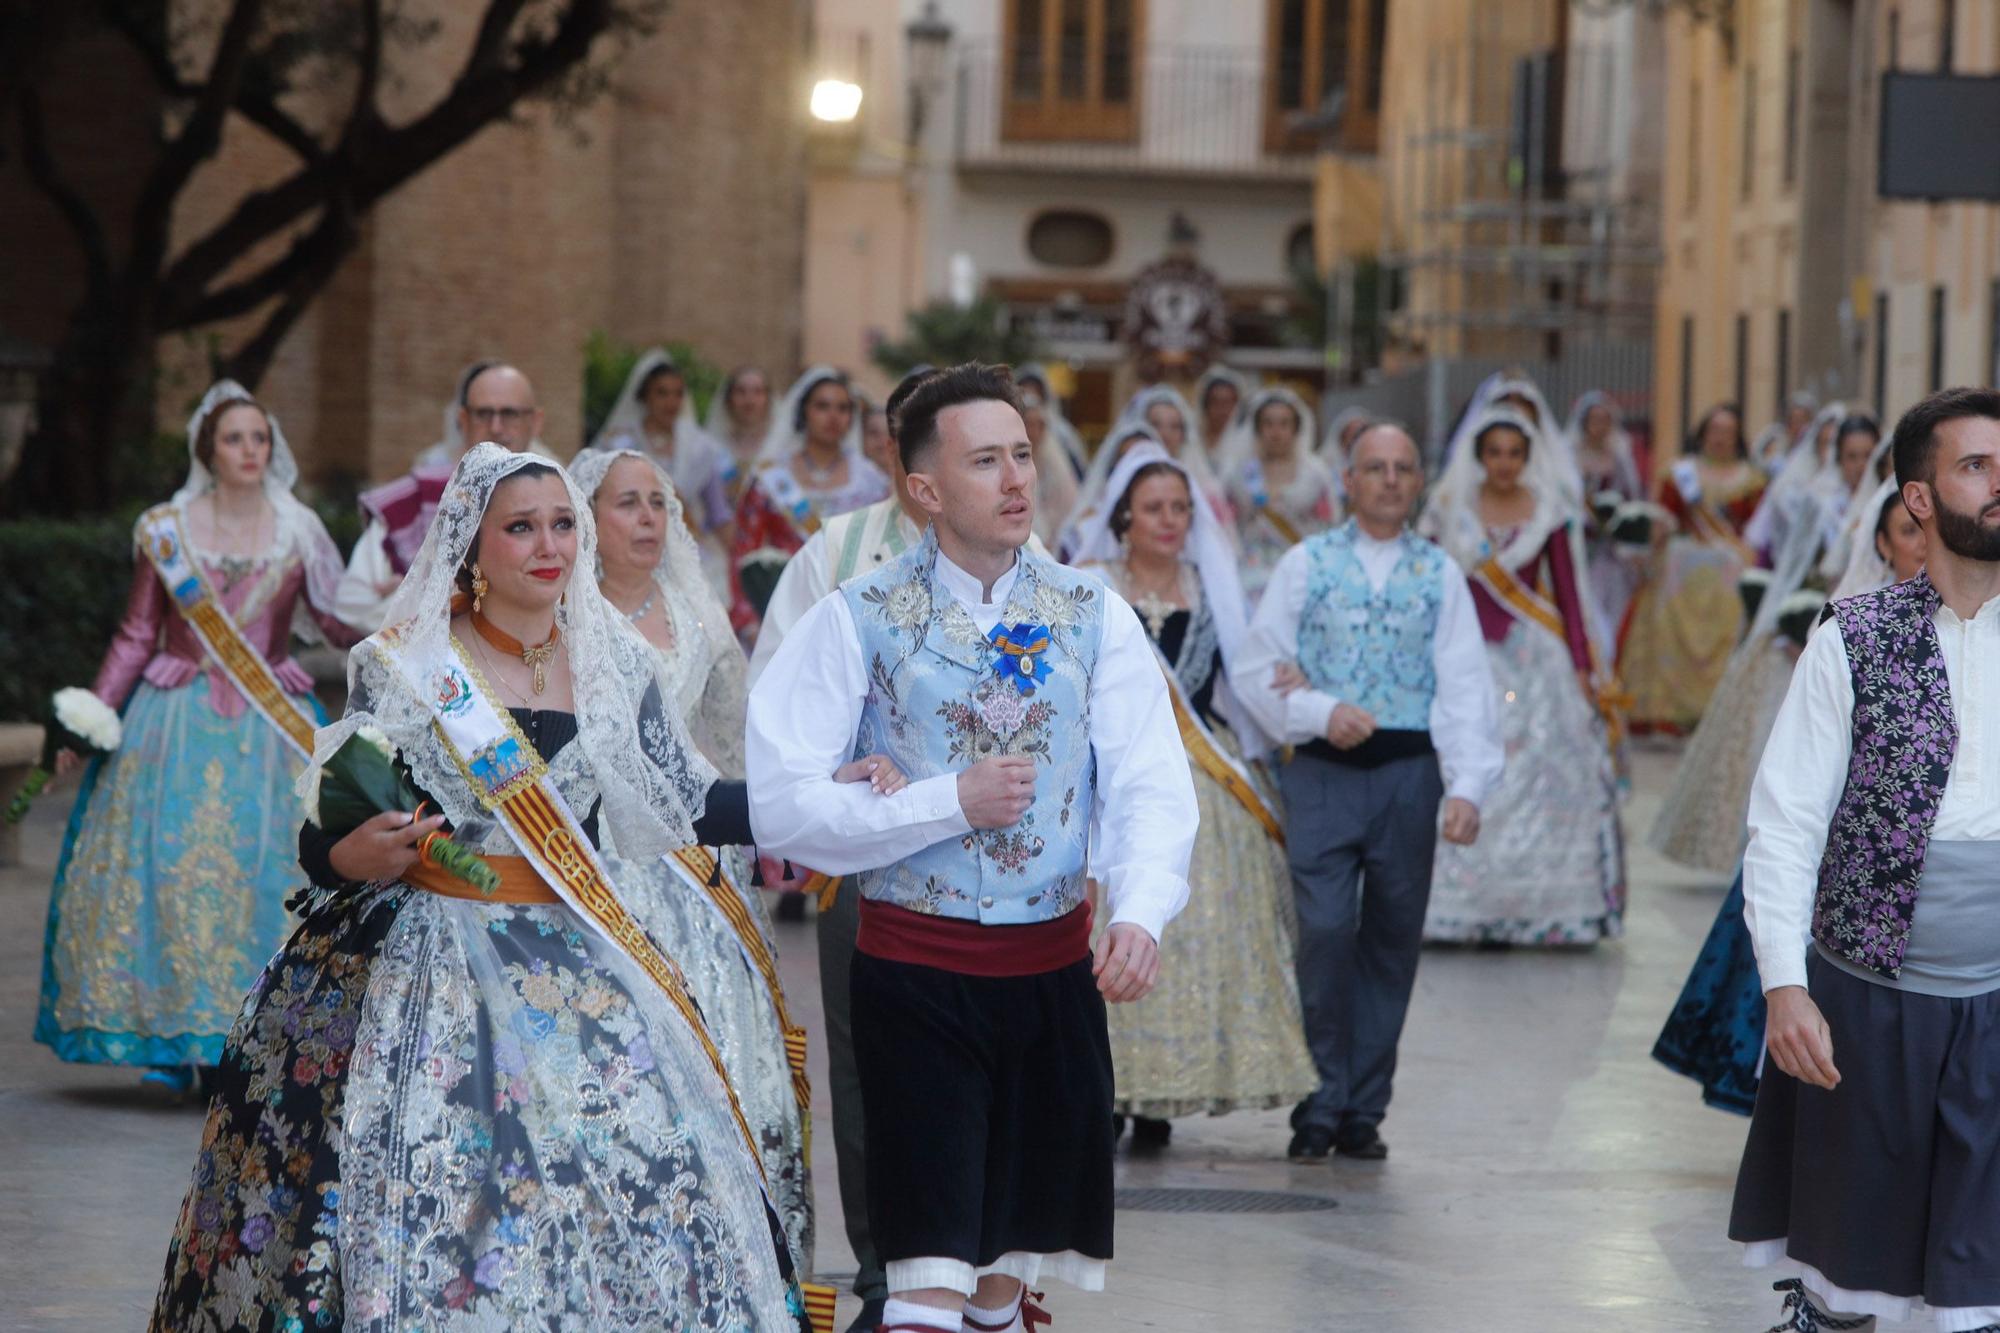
1057, 419, 1162, 557
1194, 363, 1250, 439
1079, 384, 1227, 527
1746, 400, 1847, 552
754, 365, 868, 469
1818, 428, 1895, 581
1014, 362, 1088, 473
1214, 385, 1335, 511
1419, 404, 1612, 661
585, 347, 706, 455
1319, 405, 1373, 486
1068, 441, 1269, 755
302, 443, 717, 857
174, 378, 347, 645
705, 365, 770, 450
1829, 473, 1907, 603
568, 447, 749, 777
1563, 390, 1645, 499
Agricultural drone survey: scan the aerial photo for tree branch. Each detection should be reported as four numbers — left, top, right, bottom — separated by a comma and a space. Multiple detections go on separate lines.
467, 0, 533, 78
336, 0, 383, 154
163, 0, 616, 301
216, 198, 357, 388
14, 85, 113, 293
125, 0, 267, 281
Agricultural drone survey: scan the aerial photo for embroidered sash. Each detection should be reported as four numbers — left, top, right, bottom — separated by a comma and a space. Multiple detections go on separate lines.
758, 464, 824, 541
1473, 545, 1630, 749
666, 846, 813, 1156
1152, 651, 1283, 844
384, 632, 769, 1177
136, 505, 319, 760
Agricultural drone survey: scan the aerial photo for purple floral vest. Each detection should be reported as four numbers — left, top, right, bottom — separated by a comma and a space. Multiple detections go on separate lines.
1812, 573, 1959, 979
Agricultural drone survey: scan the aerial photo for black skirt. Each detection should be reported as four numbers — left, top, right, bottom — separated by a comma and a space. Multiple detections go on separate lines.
1729, 952, 2000, 1309
850, 950, 1116, 1272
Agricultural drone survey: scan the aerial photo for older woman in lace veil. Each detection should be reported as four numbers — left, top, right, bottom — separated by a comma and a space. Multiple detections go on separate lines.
569, 446, 822, 1266
1215, 385, 1342, 605
151, 445, 815, 1332
1068, 442, 1316, 1148
37, 381, 357, 1097
1416, 406, 1625, 946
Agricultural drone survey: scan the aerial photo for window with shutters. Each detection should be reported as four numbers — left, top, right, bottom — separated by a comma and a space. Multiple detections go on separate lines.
1002, 0, 1143, 143
1264, 0, 1384, 154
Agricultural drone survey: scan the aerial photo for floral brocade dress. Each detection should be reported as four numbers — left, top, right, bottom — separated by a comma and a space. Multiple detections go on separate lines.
1424, 521, 1626, 946
1097, 592, 1317, 1118
37, 534, 355, 1067
1618, 464, 1767, 733
728, 460, 887, 638
149, 704, 810, 1332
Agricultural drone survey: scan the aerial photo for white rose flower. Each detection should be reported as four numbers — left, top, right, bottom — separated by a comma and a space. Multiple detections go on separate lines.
354, 724, 396, 762
52, 686, 122, 752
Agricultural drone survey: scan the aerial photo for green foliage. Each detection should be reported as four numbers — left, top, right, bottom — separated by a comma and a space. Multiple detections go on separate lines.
581, 331, 723, 443
870, 298, 1043, 379
0, 514, 141, 722
1287, 255, 1386, 377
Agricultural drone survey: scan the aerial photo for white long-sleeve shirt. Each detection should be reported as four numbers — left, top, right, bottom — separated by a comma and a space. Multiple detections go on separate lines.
1227, 530, 1504, 807
1742, 591, 2000, 993
746, 545, 1197, 943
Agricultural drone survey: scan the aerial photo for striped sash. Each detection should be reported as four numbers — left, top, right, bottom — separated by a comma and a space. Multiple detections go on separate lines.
667, 846, 813, 1160
136, 505, 318, 759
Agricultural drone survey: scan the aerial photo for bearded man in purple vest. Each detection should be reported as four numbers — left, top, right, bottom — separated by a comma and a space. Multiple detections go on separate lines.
1733, 386, 2000, 1333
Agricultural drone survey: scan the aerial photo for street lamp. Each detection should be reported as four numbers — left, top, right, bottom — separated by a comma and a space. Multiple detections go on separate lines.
904, 1, 954, 146
810, 78, 864, 124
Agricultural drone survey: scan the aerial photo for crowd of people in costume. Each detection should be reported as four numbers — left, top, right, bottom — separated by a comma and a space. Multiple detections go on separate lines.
21, 345, 2000, 1333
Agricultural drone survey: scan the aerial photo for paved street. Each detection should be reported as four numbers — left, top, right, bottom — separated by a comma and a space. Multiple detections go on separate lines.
1, 748, 1799, 1331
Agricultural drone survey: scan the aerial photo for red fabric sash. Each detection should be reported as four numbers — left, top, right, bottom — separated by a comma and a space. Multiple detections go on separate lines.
359, 466, 452, 575
857, 898, 1093, 977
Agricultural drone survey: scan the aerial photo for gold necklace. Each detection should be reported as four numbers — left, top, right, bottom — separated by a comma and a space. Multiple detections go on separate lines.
1121, 560, 1183, 639
470, 609, 560, 695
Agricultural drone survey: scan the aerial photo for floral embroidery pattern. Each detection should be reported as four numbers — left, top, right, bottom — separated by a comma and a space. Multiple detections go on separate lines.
1812, 574, 1958, 978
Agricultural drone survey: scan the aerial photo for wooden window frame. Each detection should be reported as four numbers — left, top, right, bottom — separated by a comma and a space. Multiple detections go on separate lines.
1001, 0, 1146, 144
1263, 0, 1379, 155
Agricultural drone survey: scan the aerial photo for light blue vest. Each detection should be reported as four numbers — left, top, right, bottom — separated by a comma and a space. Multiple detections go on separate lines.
1297, 521, 1444, 730
841, 535, 1105, 925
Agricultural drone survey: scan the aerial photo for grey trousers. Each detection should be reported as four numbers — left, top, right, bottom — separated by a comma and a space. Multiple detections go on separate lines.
1279, 750, 1444, 1133
815, 882, 887, 1302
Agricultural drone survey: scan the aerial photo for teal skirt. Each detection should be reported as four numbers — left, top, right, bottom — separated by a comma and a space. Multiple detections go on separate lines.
34, 676, 326, 1067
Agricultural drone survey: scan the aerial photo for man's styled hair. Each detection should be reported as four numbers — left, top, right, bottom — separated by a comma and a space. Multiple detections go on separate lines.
884, 365, 940, 444
895, 363, 1022, 474
1891, 386, 2000, 488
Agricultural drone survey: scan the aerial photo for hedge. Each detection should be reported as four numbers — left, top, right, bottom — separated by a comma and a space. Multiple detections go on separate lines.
1, 503, 365, 723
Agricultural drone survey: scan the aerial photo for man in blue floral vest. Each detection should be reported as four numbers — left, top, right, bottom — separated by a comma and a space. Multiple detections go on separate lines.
748, 364, 1197, 1333
1232, 422, 1503, 1164
1732, 387, 2000, 1333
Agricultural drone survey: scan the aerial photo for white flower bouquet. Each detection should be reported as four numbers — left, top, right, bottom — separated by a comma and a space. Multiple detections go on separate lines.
1606, 500, 1672, 549
1775, 589, 1830, 648
5, 688, 124, 825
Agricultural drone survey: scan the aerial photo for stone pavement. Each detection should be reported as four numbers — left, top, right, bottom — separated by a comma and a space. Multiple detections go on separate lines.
1, 749, 1816, 1330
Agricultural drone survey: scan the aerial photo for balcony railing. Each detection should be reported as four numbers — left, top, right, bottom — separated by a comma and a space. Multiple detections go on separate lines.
955, 39, 1319, 181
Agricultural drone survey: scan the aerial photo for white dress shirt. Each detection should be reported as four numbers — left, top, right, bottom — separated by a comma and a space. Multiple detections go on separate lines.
1742, 591, 2000, 993
747, 545, 1198, 943
1227, 528, 1504, 807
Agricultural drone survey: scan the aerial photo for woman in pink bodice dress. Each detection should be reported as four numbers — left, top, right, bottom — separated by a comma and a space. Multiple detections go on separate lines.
35, 381, 357, 1096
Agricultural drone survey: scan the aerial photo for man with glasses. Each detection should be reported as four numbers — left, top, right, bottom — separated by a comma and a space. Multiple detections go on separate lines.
335, 362, 556, 631
1230, 422, 1503, 1165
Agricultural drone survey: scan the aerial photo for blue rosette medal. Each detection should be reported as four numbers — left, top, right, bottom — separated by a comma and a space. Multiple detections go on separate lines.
988, 621, 1054, 696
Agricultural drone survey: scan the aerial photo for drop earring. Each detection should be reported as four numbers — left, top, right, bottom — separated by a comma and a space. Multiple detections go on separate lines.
469, 562, 489, 614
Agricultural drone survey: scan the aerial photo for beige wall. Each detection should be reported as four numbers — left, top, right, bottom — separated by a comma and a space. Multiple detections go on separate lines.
1378, 0, 1564, 360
